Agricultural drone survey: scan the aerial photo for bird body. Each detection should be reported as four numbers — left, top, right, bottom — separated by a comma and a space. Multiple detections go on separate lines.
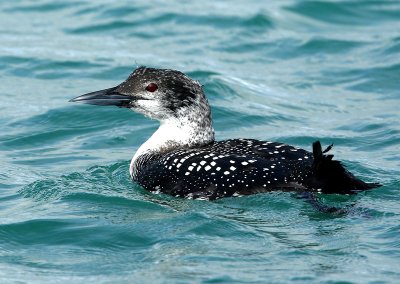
132, 138, 313, 200
71, 66, 379, 200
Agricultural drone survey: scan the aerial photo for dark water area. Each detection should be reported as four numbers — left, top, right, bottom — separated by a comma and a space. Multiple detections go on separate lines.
0, 0, 399, 283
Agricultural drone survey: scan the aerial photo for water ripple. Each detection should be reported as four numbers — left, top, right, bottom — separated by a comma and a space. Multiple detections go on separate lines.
1, 0, 399, 282
65, 12, 274, 36
285, 1, 400, 26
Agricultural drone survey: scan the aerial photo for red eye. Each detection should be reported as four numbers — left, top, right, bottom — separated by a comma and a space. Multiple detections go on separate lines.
146, 83, 158, 92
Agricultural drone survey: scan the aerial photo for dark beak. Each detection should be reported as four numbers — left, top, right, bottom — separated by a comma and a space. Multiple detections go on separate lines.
69, 86, 132, 108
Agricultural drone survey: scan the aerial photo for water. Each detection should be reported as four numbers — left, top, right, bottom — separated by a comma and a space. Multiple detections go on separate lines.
1, 0, 399, 283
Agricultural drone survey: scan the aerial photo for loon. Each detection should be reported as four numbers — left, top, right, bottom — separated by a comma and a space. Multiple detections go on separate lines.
70, 66, 380, 200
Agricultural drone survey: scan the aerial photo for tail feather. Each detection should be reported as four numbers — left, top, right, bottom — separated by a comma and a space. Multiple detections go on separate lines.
307, 141, 381, 194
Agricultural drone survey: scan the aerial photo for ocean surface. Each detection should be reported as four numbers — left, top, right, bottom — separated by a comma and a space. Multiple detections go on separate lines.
1, 0, 399, 283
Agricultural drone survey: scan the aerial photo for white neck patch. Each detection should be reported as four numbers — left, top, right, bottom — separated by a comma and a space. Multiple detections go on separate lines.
129, 114, 214, 178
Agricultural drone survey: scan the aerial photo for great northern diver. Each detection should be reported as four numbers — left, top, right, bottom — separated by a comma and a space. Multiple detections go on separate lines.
70, 66, 380, 200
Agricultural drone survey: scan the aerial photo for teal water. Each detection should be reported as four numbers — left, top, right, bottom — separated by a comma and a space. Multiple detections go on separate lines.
1, 0, 399, 283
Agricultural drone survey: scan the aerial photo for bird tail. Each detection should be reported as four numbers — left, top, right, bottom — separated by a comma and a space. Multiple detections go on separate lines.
307, 141, 381, 194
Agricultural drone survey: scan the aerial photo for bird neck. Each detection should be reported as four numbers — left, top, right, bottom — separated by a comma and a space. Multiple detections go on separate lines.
130, 112, 214, 178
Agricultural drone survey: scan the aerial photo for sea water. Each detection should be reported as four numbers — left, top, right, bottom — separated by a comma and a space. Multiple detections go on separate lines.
0, 0, 399, 283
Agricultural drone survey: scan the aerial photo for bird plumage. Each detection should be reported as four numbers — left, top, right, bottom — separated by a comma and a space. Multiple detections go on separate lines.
70, 66, 380, 200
